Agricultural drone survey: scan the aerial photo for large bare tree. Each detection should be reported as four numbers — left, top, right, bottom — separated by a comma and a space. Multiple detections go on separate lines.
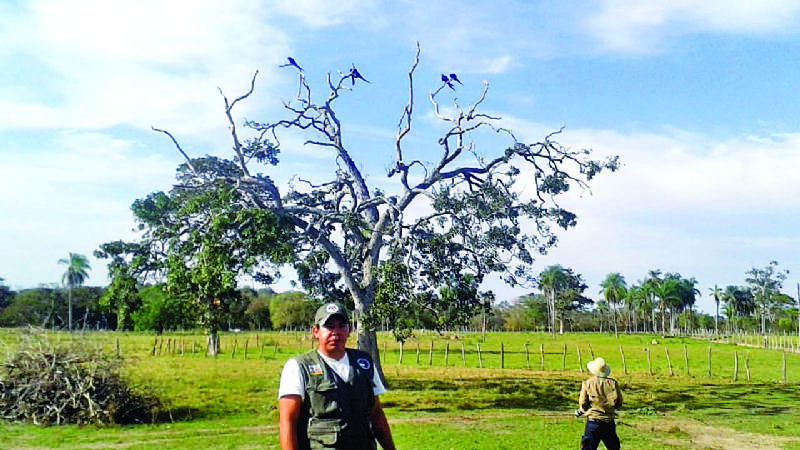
153, 46, 618, 372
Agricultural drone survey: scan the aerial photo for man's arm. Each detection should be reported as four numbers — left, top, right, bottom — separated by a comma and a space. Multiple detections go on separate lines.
279, 395, 303, 450
371, 396, 397, 450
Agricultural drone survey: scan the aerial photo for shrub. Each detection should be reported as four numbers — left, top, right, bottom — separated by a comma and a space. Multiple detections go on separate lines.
0, 336, 162, 425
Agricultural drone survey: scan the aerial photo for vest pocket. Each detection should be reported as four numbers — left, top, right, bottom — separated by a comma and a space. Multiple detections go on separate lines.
308, 417, 345, 447
309, 381, 339, 417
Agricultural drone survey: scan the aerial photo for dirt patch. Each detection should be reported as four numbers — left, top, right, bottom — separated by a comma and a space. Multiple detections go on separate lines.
638, 418, 798, 450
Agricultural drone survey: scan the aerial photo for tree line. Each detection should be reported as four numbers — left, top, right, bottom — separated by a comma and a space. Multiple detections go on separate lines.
1, 259, 794, 337
493, 261, 796, 336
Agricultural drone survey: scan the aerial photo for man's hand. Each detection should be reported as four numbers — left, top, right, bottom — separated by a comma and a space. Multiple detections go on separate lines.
574, 409, 584, 418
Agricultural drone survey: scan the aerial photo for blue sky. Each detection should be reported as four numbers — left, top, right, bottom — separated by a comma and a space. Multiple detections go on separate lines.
3, 0, 800, 315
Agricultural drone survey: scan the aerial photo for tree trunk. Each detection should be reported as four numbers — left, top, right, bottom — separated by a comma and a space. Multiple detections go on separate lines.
550, 288, 556, 339
207, 332, 220, 356
67, 285, 73, 332
352, 291, 385, 384
612, 304, 618, 338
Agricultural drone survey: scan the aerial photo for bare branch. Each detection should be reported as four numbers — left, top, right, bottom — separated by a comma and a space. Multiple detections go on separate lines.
151, 127, 197, 175
218, 71, 258, 178
392, 42, 421, 178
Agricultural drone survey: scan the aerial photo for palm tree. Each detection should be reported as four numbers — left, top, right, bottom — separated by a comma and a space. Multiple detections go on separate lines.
673, 276, 699, 334
644, 270, 663, 334
600, 272, 627, 337
596, 300, 609, 332
723, 285, 755, 333
709, 284, 723, 336
624, 284, 643, 332
652, 277, 682, 336
538, 265, 567, 339
58, 252, 91, 331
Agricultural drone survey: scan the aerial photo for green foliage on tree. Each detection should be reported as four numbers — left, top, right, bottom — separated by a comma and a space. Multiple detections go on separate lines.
0, 287, 109, 330
132, 285, 197, 333
0, 288, 59, 327
268, 291, 315, 330
95, 241, 144, 331
746, 261, 790, 335
538, 265, 592, 337
0, 277, 14, 309
98, 161, 295, 354
243, 288, 274, 330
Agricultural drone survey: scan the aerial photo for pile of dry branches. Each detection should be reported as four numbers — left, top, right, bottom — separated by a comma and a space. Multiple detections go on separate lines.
0, 338, 161, 425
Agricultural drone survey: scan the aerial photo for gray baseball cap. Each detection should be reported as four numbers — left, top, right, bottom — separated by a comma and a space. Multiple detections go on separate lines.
314, 302, 349, 326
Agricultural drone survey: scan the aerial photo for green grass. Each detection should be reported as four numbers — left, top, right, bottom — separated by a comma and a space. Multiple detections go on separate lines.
2, 329, 800, 449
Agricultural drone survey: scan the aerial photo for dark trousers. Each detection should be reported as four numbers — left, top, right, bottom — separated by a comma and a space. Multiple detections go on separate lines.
581, 419, 620, 450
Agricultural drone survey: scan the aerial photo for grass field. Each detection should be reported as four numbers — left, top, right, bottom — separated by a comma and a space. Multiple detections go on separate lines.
2, 328, 800, 449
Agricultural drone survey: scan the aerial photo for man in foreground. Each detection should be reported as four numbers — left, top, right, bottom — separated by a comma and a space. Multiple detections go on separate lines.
278, 302, 397, 450
575, 357, 623, 450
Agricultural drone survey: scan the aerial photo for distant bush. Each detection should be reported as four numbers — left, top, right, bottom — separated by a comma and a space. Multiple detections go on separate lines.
0, 336, 162, 425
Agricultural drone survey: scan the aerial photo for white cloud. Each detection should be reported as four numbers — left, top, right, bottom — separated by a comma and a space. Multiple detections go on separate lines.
585, 0, 800, 53
0, 0, 291, 135
272, 0, 383, 28
0, 129, 180, 288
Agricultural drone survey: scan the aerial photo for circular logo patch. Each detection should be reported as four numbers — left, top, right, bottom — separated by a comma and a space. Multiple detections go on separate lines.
326, 304, 339, 313
356, 358, 370, 370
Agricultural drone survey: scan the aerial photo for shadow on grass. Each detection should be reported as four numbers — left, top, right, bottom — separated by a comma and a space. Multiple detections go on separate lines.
384, 376, 574, 412
622, 381, 800, 416
383, 373, 800, 418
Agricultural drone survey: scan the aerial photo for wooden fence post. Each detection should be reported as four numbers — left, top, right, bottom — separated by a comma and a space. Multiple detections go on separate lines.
646, 347, 653, 376
733, 351, 738, 382
707, 346, 711, 377
783, 352, 787, 383
524, 343, 530, 370
462, 343, 467, 366
428, 341, 434, 365
745, 352, 751, 382
683, 345, 690, 377
477, 343, 483, 368
416, 343, 420, 364
588, 343, 595, 359
577, 346, 583, 373
399, 342, 404, 365
540, 344, 545, 371
664, 347, 673, 376
244, 338, 249, 360
445, 342, 450, 366
562, 344, 567, 371
619, 346, 628, 375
